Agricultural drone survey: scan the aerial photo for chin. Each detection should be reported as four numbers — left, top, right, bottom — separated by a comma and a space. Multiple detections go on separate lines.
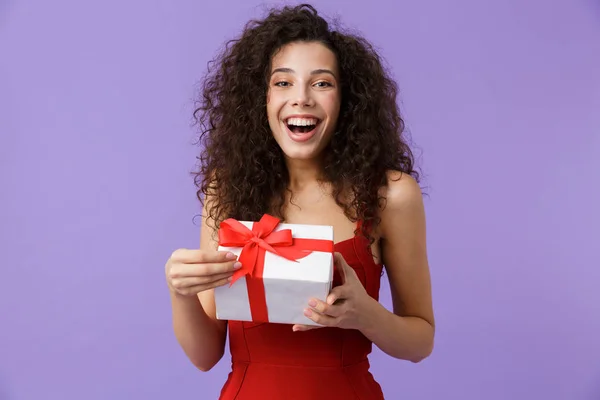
275, 127, 332, 162
279, 145, 322, 161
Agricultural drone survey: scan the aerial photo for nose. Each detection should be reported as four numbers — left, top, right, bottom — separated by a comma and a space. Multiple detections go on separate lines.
292, 85, 314, 107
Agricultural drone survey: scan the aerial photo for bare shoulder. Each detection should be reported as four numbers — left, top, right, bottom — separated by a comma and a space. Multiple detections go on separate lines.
378, 170, 425, 232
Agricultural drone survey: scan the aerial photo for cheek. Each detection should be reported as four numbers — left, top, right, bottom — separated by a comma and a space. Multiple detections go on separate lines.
323, 92, 341, 114
266, 93, 285, 120
266, 93, 275, 119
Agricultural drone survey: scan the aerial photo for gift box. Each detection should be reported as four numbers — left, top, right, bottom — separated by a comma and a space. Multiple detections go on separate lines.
213, 214, 334, 326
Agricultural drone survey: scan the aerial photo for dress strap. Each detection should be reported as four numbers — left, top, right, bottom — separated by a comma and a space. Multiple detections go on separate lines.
355, 218, 372, 236
352, 218, 383, 300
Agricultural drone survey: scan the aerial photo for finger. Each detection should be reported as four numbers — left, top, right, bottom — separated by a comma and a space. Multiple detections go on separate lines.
176, 276, 232, 296
171, 271, 234, 289
308, 298, 344, 317
292, 324, 323, 332
171, 249, 238, 264
333, 252, 349, 281
303, 307, 338, 326
326, 286, 348, 305
171, 260, 242, 278
333, 252, 359, 284
200, 260, 243, 276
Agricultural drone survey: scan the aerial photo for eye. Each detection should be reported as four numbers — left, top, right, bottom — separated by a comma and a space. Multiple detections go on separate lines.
274, 81, 290, 87
314, 81, 333, 88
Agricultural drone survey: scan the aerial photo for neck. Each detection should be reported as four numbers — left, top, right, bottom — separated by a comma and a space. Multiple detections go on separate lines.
285, 157, 324, 191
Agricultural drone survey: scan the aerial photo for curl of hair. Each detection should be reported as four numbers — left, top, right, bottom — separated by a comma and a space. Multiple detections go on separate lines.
193, 3, 419, 247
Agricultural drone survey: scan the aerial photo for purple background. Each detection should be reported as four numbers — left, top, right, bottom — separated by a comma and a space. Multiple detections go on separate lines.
1, 0, 599, 399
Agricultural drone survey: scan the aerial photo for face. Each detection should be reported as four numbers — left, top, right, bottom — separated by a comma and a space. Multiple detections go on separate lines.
266, 41, 341, 161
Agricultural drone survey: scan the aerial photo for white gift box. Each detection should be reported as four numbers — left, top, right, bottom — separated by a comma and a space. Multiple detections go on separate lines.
214, 219, 334, 326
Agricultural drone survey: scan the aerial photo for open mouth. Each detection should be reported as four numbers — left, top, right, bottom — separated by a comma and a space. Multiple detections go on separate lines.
287, 124, 317, 134
285, 117, 321, 135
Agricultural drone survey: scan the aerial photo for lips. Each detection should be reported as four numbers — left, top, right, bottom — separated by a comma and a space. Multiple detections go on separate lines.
283, 119, 320, 143
280, 114, 323, 143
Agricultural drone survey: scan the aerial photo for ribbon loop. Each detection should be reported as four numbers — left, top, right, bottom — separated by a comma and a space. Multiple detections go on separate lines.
219, 215, 305, 284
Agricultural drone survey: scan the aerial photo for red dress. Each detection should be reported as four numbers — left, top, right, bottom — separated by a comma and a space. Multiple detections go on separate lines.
218, 233, 385, 400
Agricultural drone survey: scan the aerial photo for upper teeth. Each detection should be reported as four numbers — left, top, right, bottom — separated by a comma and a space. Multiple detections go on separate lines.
287, 117, 318, 126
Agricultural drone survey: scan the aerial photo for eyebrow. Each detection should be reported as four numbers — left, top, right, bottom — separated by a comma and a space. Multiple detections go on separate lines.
271, 67, 337, 78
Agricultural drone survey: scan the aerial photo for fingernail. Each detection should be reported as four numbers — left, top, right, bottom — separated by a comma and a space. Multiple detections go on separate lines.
226, 252, 236, 260
303, 308, 312, 317
233, 262, 242, 269
308, 299, 317, 307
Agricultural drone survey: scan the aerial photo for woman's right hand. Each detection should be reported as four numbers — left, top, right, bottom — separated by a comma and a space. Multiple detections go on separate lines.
165, 249, 241, 297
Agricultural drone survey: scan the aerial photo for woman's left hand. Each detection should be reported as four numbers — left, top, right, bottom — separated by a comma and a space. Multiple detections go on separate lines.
292, 252, 377, 332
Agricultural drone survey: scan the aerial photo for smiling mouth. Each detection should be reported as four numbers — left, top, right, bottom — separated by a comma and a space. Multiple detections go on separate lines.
283, 117, 321, 142
285, 117, 321, 134
287, 123, 317, 134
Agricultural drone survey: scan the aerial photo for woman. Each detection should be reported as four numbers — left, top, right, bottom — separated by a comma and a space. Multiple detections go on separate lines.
165, 4, 435, 399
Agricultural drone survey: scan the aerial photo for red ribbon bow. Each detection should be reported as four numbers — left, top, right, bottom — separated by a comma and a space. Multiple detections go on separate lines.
218, 214, 334, 323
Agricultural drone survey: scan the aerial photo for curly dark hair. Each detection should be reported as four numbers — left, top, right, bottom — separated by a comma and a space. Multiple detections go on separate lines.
193, 3, 419, 246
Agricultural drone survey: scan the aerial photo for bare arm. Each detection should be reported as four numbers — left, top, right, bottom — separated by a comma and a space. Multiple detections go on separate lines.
167, 199, 231, 371
295, 171, 435, 362
360, 171, 435, 362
